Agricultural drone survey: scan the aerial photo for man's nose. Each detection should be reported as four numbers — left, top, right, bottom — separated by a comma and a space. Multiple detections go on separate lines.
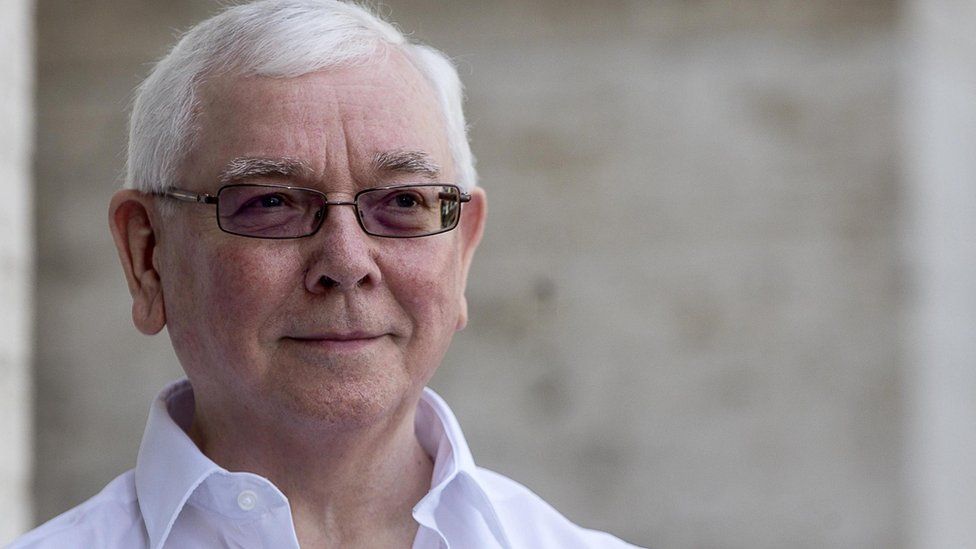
303, 203, 379, 293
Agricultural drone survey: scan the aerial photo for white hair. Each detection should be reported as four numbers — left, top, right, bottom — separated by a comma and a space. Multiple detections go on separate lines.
126, 0, 477, 196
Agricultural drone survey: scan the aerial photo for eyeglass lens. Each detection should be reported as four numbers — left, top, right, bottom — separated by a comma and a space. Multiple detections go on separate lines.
216, 184, 463, 238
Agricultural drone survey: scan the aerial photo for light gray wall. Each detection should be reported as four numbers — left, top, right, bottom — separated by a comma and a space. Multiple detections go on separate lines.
30, 1, 911, 548
905, 1, 976, 547
0, 0, 34, 542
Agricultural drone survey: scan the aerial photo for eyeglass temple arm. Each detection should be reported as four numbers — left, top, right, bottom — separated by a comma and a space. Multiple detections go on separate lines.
162, 189, 218, 204
439, 192, 471, 203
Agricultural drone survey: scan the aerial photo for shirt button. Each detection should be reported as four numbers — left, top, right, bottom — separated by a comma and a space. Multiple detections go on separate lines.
237, 490, 258, 511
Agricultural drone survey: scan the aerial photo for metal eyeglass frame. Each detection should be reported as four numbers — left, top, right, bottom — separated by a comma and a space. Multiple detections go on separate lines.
158, 183, 472, 239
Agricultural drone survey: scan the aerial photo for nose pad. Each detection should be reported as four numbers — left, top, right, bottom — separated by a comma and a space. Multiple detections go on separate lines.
309, 207, 324, 237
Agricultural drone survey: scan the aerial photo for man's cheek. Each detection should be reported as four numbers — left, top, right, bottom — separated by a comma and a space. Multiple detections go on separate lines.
208, 248, 297, 314
397, 260, 458, 313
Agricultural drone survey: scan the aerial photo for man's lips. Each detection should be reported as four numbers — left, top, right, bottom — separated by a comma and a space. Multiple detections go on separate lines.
283, 332, 387, 351
289, 332, 382, 341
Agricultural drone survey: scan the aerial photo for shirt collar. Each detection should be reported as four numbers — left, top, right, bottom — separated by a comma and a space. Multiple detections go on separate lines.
135, 379, 511, 549
135, 379, 222, 549
413, 388, 512, 548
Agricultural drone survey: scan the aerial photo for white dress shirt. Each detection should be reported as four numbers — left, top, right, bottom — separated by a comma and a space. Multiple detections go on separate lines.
10, 379, 641, 548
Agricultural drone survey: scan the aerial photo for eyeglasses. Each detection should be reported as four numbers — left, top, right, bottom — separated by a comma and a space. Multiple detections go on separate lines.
158, 183, 471, 239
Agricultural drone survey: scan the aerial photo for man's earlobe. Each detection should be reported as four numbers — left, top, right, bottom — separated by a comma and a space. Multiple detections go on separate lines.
456, 295, 469, 331
108, 190, 166, 335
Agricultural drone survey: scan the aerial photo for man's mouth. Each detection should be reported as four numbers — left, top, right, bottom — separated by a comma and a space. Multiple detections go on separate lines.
283, 332, 386, 352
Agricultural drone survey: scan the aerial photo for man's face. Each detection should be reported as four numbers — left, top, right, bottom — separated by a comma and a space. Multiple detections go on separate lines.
150, 51, 484, 427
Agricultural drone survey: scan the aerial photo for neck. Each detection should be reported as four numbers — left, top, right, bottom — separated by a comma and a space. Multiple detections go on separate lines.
188, 391, 434, 548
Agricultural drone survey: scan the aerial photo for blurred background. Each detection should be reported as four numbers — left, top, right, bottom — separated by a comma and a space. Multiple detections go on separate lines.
2, 0, 976, 547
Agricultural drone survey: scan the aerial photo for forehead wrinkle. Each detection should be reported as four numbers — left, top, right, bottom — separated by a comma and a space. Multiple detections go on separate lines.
218, 156, 315, 185
371, 149, 441, 179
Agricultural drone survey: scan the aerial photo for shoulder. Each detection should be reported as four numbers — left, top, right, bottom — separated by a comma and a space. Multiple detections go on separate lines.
474, 467, 645, 548
8, 471, 148, 549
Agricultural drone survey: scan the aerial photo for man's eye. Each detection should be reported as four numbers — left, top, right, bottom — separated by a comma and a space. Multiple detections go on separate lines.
237, 193, 288, 211
392, 193, 421, 208
257, 194, 285, 208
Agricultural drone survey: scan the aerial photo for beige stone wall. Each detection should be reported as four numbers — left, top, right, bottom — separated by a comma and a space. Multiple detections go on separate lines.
0, 0, 34, 542
28, 1, 915, 547
32, 1, 190, 529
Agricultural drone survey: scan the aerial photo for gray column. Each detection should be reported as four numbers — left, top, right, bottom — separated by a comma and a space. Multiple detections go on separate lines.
0, 0, 35, 542
906, 1, 976, 547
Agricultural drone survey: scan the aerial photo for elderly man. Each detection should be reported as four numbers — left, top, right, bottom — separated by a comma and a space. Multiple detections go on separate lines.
14, 1, 639, 548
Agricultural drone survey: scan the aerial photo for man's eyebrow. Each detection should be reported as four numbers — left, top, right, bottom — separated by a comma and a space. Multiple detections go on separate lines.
218, 157, 313, 185
372, 150, 441, 179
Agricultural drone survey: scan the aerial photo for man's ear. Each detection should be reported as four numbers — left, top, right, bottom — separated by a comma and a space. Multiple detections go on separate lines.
109, 189, 166, 335
455, 187, 486, 331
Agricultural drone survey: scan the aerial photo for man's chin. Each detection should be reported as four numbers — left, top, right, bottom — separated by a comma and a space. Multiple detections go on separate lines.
263, 372, 415, 431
